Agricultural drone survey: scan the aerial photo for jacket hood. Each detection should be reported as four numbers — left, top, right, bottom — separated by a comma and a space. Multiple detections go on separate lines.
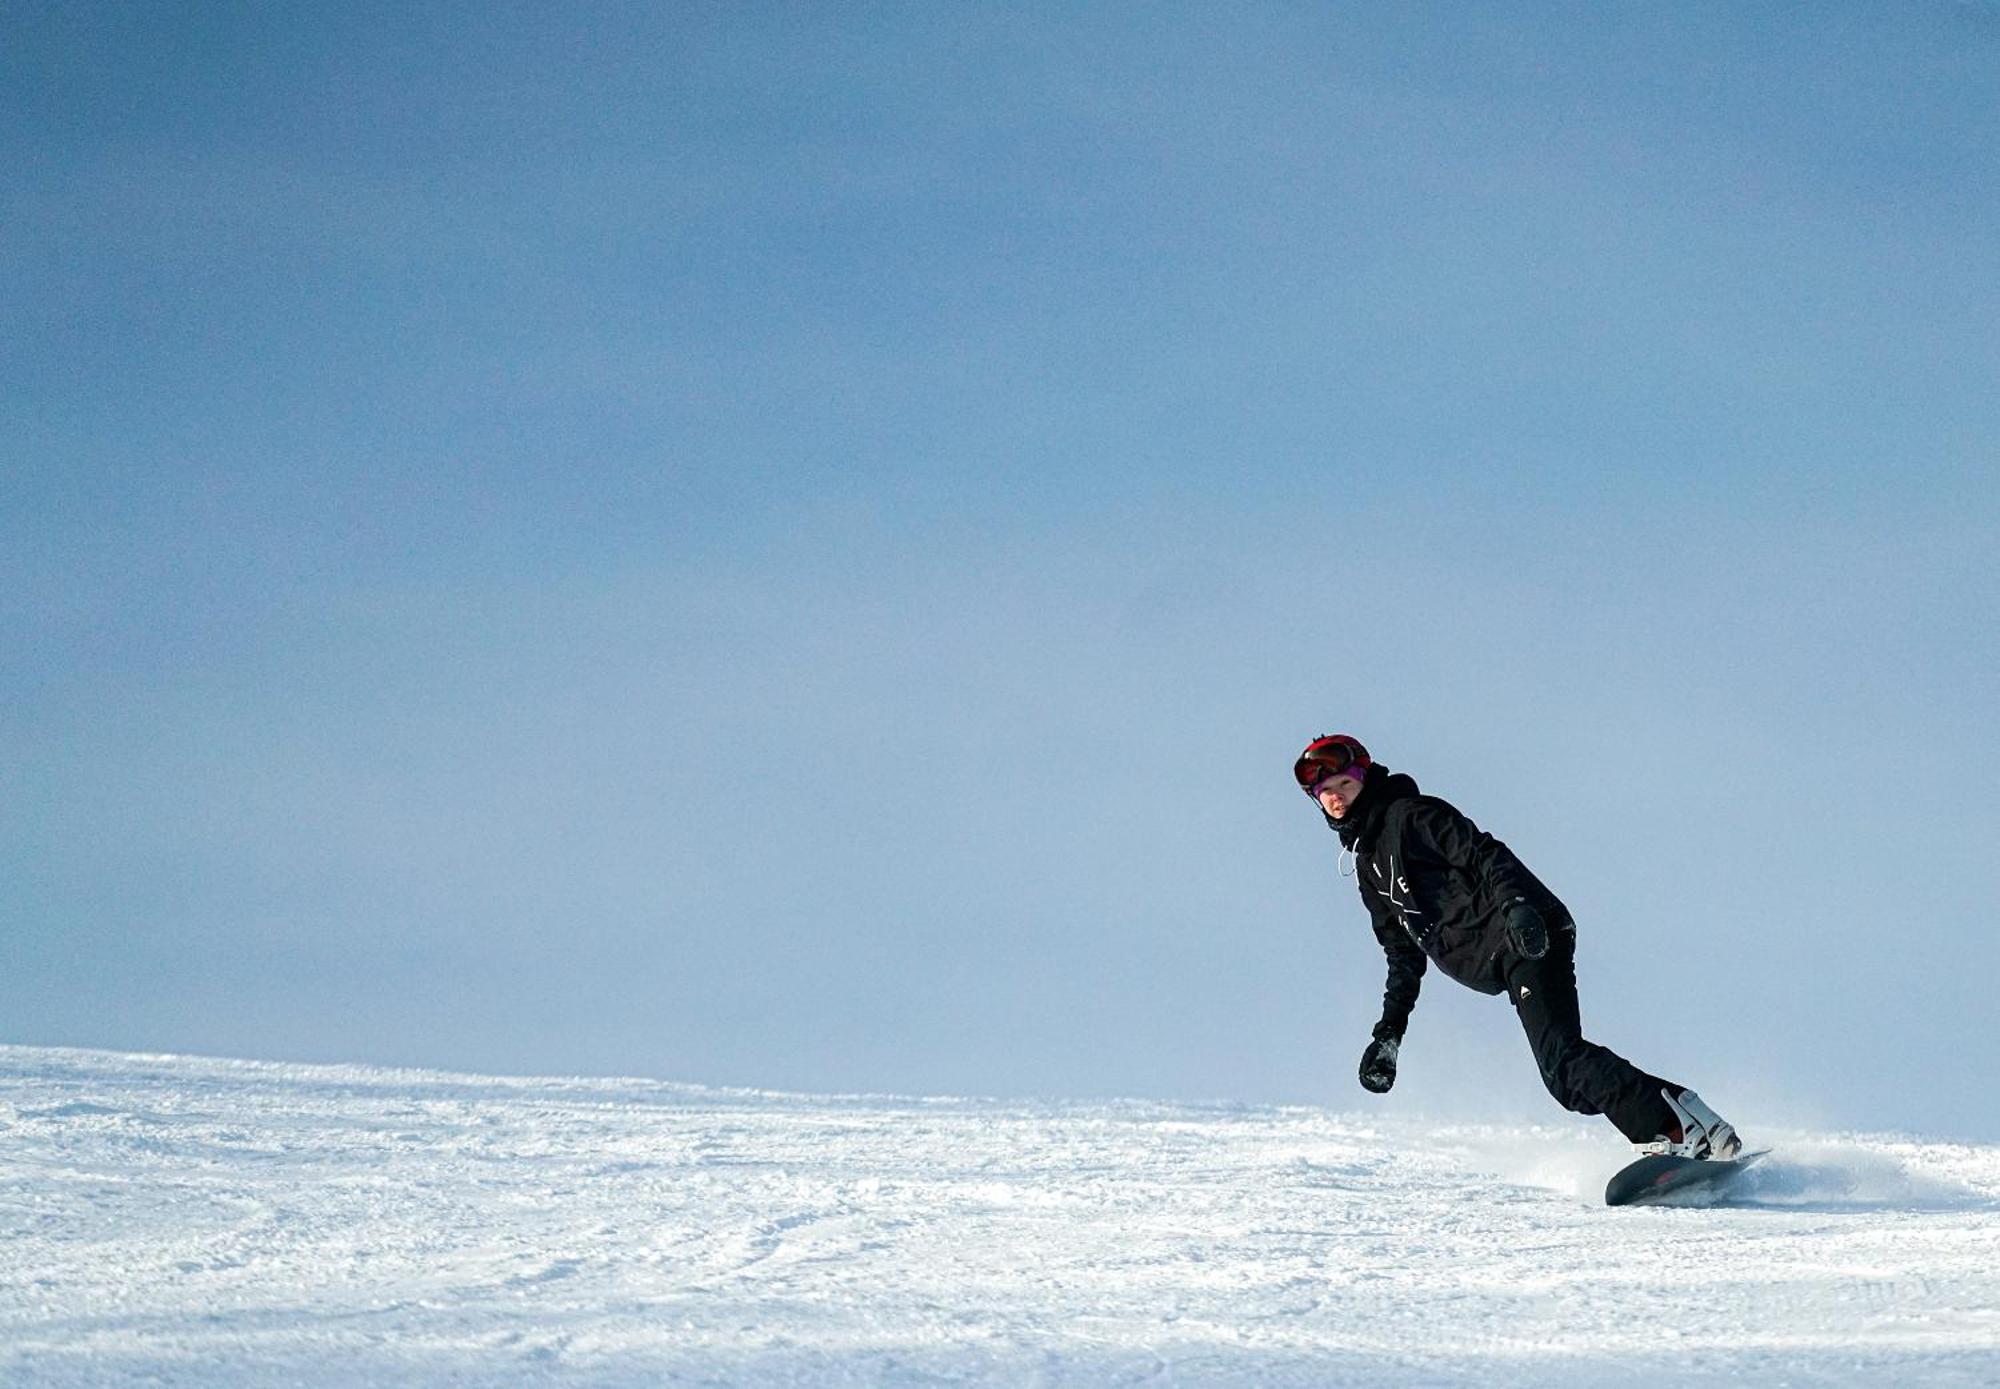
1327, 763, 1421, 849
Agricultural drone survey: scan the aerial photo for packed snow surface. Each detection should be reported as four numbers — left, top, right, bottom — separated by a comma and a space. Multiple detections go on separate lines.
4, 1046, 1998, 1385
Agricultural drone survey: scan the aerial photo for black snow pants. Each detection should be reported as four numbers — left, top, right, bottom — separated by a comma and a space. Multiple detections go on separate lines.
1502, 923, 1678, 1144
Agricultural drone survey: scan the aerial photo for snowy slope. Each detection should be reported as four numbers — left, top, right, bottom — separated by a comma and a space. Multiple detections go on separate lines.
3, 1046, 1997, 1386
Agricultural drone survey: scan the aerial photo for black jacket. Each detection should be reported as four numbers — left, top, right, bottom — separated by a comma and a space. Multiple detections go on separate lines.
1329, 765, 1572, 1038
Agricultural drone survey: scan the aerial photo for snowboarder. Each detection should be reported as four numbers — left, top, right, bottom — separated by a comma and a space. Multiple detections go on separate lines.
1295, 733, 1741, 1159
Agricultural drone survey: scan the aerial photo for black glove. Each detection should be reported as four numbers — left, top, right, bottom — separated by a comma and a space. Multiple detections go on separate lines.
1502, 898, 1549, 960
1359, 1034, 1400, 1093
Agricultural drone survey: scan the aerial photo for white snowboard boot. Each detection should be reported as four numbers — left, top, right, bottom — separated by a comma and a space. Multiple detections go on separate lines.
1640, 1088, 1742, 1160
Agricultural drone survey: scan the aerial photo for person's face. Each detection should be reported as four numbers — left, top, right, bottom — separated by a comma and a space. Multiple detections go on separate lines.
1313, 772, 1365, 820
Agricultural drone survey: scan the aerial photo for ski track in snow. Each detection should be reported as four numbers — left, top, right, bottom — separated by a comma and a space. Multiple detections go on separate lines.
3, 1047, 1998, 1386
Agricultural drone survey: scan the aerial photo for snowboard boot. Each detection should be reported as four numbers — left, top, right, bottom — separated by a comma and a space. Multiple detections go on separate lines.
1639, 1088, 1742, 1160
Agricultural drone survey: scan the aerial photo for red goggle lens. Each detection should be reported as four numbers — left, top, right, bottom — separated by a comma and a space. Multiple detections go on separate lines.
1294, 742, 1359, 788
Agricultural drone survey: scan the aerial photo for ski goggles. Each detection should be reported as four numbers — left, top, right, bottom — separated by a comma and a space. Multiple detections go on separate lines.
1294, 738, 1365, 791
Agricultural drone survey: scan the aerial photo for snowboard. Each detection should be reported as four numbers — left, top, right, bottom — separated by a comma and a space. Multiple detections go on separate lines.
1605, 1148, 1770, 1207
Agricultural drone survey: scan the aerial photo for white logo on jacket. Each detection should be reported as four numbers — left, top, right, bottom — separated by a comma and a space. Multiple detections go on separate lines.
1374, 856, 1422, 918
1366, 855, 1426, 947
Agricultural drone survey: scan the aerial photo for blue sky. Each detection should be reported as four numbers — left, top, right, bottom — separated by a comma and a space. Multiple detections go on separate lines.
6, 3, 1998, 1140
